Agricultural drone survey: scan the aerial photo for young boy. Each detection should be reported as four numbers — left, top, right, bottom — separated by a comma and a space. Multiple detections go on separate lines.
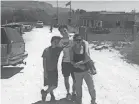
41, 36, 62, 102
58, 26, 76, 100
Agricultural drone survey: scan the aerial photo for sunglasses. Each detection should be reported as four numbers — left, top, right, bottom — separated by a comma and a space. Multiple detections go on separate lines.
75, 39, 82, 42
60, 29, 67, 33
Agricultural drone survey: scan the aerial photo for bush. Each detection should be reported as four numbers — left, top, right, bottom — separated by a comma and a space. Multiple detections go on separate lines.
121, 33, 139, 65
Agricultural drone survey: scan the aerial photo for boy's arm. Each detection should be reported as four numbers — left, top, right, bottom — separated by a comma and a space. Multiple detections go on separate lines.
42, 49, 48, 78
43, 58, 48, 78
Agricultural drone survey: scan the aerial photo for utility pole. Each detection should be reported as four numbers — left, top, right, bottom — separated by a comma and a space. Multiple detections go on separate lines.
70, 0, 71, 18
57, 0, 59, 25
68, 0, 71, 25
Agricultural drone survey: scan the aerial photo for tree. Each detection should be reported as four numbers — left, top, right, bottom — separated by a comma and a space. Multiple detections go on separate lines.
79, 9, 86, 14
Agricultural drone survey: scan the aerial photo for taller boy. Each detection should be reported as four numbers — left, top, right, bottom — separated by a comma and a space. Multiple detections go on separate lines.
58, 25, 76, 100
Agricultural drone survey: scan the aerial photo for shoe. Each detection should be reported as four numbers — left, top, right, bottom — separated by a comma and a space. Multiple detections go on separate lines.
71, 93, 76, 101
50, 94, 55, 101
66, 93, 71, 100
41, 89, 47, 102
91, 99, 97, 104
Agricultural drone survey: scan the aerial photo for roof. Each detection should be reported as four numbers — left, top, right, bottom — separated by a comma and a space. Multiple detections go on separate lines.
2, 23, 23, 27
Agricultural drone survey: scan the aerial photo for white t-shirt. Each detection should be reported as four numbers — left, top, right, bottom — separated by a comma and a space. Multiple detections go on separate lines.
59, 37, 73, 62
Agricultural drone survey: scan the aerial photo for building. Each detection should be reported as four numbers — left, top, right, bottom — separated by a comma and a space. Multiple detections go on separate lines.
79, 11, 139, 29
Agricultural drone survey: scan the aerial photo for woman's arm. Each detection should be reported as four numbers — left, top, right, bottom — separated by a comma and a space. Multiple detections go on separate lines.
84, 40, 91, 63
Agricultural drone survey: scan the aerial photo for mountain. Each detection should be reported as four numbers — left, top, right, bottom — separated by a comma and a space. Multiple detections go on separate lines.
1, 1, 70, 25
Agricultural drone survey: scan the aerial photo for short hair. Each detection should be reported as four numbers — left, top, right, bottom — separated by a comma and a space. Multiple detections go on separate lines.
73, 34, 82, 41
58, 25, 68, 31
51, 36, 61, 43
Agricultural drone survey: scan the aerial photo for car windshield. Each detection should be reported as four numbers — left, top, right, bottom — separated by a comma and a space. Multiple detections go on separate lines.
37, 21, 43, 23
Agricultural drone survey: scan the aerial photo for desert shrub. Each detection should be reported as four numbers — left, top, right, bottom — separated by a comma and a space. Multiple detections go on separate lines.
121, 33, 139, 65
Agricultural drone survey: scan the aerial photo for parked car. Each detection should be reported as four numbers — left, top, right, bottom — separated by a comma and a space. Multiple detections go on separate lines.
23, 24, 33, 32
1, 27, 28, 67
36, 21, 43, 28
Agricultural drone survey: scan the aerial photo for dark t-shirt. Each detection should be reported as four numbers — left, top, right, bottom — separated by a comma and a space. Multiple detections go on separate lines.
42, 46, 62, 71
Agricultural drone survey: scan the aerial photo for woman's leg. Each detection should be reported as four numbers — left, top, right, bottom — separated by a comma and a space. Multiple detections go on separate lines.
84, 71, 96, 104
71, 72, 76, 101
71, 72, 76, 94
74, 72, 84, 104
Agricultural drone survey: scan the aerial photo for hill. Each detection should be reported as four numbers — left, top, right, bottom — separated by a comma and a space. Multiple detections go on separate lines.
1, 1, 70, 25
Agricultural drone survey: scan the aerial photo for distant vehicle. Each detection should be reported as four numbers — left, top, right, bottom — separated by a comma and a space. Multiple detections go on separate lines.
23, 24, 33, 32
36, 21, 43, 28
2, 23, 24, 35
1, 27, 28, 67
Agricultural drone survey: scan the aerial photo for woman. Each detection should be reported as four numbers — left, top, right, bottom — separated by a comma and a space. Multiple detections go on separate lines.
70, 34, 97, 104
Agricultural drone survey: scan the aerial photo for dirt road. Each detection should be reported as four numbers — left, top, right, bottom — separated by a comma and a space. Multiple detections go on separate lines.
1, 27, 139, 104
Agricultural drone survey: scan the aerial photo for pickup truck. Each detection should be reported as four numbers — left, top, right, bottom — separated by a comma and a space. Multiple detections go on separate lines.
1, 27, 28, 67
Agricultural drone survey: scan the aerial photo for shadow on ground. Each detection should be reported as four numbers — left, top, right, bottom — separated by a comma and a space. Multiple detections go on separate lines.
1, 66, 24, 79
32, 98, 76, 104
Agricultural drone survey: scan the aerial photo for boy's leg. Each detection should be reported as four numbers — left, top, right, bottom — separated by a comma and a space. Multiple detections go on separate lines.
84, 71, 96, 104
50, 91, 54, 96
41, 85, 57, 101
62, 62, 72, 99
41, 70, 58, 101
46, 70, 58, 94
46, 85, 57, 94
50, 88, 56, 101
74, 72, 84, 104
41, 85, 56, 102
64, 77, 70, 94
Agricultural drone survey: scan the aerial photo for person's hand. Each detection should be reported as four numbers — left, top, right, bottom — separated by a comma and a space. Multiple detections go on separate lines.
75, 61, 84, 66
73, 64, 79, 68
74, 64, 85, 70
89, 69, 97, 75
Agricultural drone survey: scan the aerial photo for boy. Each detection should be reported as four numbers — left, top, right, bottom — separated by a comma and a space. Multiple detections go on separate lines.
41, 36, 62, 102
58, 25, 76, 100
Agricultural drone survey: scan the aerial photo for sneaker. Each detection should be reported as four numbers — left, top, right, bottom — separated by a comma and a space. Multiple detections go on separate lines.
91, 99, 97, 104
66, 93, 72, 100
50, 94, 55, 101
41, 89, 47, 102
71, 93, 76, 101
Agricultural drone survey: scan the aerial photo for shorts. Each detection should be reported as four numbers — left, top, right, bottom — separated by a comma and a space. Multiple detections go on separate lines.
61, 62, 75, 80
44, 70, 58, 87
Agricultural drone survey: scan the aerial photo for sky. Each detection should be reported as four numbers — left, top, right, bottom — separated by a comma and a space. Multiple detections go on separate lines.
45, 1, 139, 12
